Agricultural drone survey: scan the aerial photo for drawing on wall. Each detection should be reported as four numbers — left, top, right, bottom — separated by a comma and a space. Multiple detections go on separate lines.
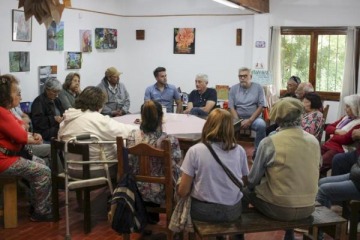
9, 52, 30, 72
39, 65, 57, 94
66, 52, 82, 69
95, 28, 117, 49
47, 21, 64, 51
255, 41, 266, 48
80, 30, 92, 52
174, 28, 195, 54
12, 10, 32, 42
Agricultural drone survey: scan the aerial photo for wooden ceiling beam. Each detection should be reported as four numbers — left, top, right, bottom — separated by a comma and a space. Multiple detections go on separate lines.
230, 0, 269, 13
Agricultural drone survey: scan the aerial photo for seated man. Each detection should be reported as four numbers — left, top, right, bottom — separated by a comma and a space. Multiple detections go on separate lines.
295, 82, 314, 100
229, 67, 266, 158
183, 73, 217, 117
97, 67, 130, 117
144, 67, 182, 113
243, 97, 321, 240
282, 75, 301, 98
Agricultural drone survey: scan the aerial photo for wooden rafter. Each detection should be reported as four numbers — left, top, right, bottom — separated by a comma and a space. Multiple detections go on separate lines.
229, 0, 269, 13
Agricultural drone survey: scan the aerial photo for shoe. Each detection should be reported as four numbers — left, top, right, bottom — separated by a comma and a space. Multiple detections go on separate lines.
30, 212, 54, 222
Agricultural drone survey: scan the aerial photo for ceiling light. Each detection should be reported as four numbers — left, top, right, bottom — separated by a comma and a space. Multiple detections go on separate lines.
212, 0, 245, 10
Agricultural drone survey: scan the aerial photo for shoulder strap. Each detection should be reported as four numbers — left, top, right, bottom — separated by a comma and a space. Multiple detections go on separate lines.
204, 142, 243, 191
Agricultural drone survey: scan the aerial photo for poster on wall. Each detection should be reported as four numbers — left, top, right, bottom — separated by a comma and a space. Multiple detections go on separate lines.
47, 21, 64, 51
39, 65, 57, 94
66, 52, 82, 69
95, 28, 117, 49
251, 70, 272, 85
12, 10, 32, 42
9, 51, 30, 72
173, 28, 195, 54
80, 30, 92, 52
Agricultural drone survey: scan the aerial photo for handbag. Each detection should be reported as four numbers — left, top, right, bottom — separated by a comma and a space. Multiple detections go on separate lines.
204, 142, 243, 191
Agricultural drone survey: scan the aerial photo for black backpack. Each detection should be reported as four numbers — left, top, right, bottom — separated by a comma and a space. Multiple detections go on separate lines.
109, 173, 148, 234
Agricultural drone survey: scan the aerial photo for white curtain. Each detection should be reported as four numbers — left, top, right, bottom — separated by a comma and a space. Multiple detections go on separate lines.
338, 27, 357, 117
268, 26, 282, 108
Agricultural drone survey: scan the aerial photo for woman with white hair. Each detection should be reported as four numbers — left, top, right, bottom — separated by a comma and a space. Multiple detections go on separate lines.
31, 78, 65, 142
320, 94, 360, 177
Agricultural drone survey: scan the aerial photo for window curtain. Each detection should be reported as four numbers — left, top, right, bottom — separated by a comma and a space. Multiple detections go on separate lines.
338, 27, 358, 118
268, 26, 282, 108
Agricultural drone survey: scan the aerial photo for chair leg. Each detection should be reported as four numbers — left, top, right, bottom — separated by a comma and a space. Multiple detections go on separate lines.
83, 188, 91, 233
349, 201, 360, 240
75, 190, 83, 210
51, 174, 60, 221
3, 180, 17, 228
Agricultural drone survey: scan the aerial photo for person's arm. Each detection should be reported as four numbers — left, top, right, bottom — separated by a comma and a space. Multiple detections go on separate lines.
177, 173, 193, 197
247, 137, 274, 189
122, 85, 130, 114
241, 105, 263, 129
58, 90, 71, 110
352, 129, 360, 141
325, 117, 343, 135
201, 100, 216, 113
183, 102, 193, 114
330, 125, 360, 146
0, 110, 27, 145
144, 87, 151, 101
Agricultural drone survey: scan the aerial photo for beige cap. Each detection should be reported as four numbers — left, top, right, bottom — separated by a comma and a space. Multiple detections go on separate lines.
105, 67, 122, 77
270, 97, 303, 123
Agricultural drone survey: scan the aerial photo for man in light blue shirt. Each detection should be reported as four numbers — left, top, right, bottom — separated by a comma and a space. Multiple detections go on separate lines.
229, 67, 266, 159
144, 67, 182, 113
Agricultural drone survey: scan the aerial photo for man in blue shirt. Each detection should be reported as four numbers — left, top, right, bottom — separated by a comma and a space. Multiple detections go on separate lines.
229, 67, 266, 159
184, 73, 217, 117
144, 67, 182, 113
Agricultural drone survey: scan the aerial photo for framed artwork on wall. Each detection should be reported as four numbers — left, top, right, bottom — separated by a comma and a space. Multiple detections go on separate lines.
174, 28, 195, 54
66, 52, 82, 69
12, 10, 32, 42
9, 51, 30, 72
80, 30, 92, 52
47, 21, 64, 51
95, 28, 117, 49
39, 65, 57, 94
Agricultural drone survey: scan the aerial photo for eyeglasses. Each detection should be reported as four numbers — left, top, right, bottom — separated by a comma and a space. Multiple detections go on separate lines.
238, 74, 248, 79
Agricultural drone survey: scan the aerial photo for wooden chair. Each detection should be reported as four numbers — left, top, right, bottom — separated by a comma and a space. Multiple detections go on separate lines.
342, 200, 360, 239
51, 137, 116, 235
0, 176, 18, 228
116, 136, 174, 240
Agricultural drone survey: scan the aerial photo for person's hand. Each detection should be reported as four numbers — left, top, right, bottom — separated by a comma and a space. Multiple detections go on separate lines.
111, 110, 123, 117
183, 109, 190, 114
241, 119, 252, 129
352, 129, 360, 140
54, 116, 64, 123
27, 133, 43, 145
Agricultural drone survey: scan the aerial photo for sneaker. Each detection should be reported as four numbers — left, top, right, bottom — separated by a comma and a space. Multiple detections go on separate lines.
30, 212, 54, 222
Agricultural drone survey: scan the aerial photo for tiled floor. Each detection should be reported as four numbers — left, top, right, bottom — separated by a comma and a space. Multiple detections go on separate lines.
0, 141, 357, 240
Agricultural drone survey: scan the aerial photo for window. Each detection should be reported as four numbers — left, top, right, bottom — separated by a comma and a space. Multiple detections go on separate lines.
281, 28, 347, 100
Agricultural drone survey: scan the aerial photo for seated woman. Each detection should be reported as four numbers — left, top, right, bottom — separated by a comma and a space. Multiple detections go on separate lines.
320, 94, 360, 176
58, 72, 81, 110
244, 97, 321, 240
0, 74, 52, 221
127, 100, 181, 224
178, 108, 249, 240
58, 86, 137, 178
31, 78, 65, 142
301, 92, 325, 142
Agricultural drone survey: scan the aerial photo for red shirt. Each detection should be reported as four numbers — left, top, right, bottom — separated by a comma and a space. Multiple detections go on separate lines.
323, 116, 360, 153
0, 107, 27, 173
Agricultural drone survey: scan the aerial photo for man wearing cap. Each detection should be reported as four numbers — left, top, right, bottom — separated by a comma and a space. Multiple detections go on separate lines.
243, 97, 320, 240
282, 76, 301, 98
144, 67, 182, 113
229, 67, 266, 158
97, 67, 130, 117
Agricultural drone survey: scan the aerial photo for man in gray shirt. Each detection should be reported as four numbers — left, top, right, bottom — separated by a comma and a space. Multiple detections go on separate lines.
229, 67, 266, 159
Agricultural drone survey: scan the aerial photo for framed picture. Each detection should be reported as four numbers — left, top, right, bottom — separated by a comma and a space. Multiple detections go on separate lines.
66, 52, 82, 69
12, 10, 32, 42
80, 30, 92, 52
95, 28, 117, 49
47, 21, 64, 51
174, 28, 195, 54
9, 52, 30, 72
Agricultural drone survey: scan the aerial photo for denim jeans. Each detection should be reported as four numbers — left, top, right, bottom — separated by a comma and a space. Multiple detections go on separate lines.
250, 118, 266, 151
316, 173, 360, 208
331, 151, 358, 176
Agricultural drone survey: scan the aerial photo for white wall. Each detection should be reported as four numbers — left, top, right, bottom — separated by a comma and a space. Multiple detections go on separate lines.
0, 0, 256, 113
